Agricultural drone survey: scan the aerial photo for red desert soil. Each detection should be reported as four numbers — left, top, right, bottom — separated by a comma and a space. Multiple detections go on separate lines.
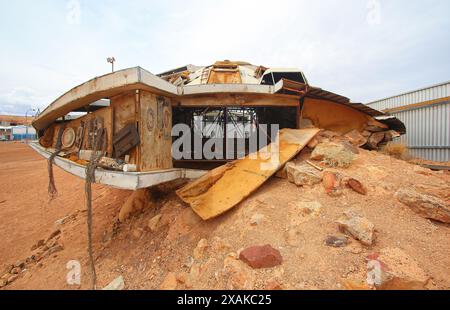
0, 142, 449, 290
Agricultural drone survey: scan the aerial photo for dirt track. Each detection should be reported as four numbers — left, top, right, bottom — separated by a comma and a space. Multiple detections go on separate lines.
0, 142, 449, 290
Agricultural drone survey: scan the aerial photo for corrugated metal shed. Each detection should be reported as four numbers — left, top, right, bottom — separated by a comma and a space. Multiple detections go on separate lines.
367, 81, 450, 162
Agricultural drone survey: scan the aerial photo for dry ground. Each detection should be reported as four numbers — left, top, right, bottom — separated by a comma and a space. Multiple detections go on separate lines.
0, 142, 449, 290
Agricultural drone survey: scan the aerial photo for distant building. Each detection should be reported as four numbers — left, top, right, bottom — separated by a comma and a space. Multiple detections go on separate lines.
367, 81, 449, 162
12, 125, 37, 141
0, 115, 37, 141
0, 126, 12, 140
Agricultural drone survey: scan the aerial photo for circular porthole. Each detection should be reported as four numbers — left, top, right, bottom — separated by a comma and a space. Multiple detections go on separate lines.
62, 127, 76, 148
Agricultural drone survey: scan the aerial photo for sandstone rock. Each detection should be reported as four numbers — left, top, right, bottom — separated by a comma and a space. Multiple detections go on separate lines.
395, 188, 450, 223
160, 272, 178, 290
366, 132, 385, 150
31, 239, 45, 251
337, 211, 375, 246
367, 248, 430, 290
250, 213, 264, 226
193, 238, 208, 260
286, 162, 322, 187
47, 244, 64, 255
10, 267, 21, 274
45, 229, 61, 243
311, 142, 355, 167
322, 171, 343, 196
346, 178, 367, 195
147, 214, 162, 232
325, 235, 350, 248
102, 275, 125, 290
344, 130, 367, 147
14, 260, 25, 269
7, 274, 19, 284
239, 245, 283, 269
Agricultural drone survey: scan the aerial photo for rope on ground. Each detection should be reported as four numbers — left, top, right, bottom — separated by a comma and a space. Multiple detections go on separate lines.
84, 127, 105, 290
47, 124, 66, 199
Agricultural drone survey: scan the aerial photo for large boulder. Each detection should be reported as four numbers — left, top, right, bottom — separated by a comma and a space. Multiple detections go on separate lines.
311, 142, 355, 167
286, 162, 322, 186
336, 211, 375, 246
395, 188, 450, 223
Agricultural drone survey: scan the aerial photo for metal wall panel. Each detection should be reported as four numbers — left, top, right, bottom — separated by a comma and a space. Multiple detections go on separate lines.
367, 81, 450, 111
367, 82, 450, 162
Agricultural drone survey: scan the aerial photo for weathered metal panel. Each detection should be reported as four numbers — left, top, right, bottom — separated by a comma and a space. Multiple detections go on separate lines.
391, 103, 450, 162
367, 81, 450, 162
367, 81, 450, 111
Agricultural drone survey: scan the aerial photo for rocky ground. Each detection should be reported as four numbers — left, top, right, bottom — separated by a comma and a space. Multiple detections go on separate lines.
0, 141, 449, 290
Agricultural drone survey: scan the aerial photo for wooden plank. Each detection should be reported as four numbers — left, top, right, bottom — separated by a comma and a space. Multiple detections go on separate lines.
176, 93, 299, 107
139, 91, 173, 171
176, 128, 320, 220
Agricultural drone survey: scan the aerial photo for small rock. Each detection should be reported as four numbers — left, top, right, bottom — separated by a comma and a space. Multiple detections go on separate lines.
45, 229, 61, 243
367, 247, 430, 290
325, 235, 350, 248
344, 130, 367, 147
239, 245, 283, 269
0, 278, 7, 288
322, 171, 343, 196
366, 132, 385, 150
160, 272, 177, 290
311, 142, 355, 167
346, 178, 367, 195
31, 239, 45, 251
7, 274, 19, 284
250, 213, 264, 226
10, 267, 21, 275
147, 214, 162, 232
395, 188, 450, 223
102, 275, 125, 290
286, 162, 322, 187
47, 244, 64, 255
14, 260, 25, 269
264, 278, 283, 290
193, 238, 208, 260
336, 211, 375, 246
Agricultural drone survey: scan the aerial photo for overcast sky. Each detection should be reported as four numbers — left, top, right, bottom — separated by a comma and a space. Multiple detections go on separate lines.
0, 0, 449, 115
